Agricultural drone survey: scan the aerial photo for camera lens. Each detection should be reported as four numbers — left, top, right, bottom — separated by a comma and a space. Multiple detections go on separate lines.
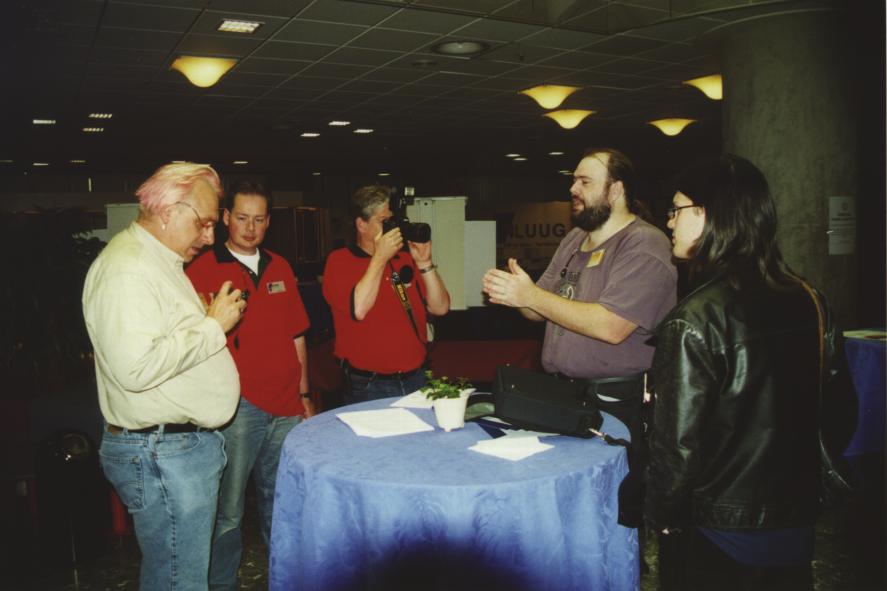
405, 222, 431, 243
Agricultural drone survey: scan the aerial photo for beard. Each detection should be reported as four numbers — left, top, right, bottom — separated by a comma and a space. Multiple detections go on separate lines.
571, 200, 612, 232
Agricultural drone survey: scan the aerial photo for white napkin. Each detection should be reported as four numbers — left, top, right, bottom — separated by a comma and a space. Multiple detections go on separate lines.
390, 389, 433, 409
337, 408, 434, 438
469, 436, 554, 461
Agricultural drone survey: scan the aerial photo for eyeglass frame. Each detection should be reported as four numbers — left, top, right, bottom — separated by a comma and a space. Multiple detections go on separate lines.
666, 204, 699, 220
171, 201, 216, 230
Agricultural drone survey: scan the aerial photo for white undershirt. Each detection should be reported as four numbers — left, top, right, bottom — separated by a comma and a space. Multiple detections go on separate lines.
228, 247, 260, 275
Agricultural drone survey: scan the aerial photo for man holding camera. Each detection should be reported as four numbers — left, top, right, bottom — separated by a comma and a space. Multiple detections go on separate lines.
323, 185, 450, 402
186, 180, 312, 591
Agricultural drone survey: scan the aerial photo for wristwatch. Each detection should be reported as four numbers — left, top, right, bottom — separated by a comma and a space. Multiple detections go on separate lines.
419, 263, 437, 274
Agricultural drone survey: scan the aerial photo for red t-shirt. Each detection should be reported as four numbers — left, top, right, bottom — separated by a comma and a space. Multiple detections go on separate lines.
186, 244, 310, 416
322, 245, 427, 374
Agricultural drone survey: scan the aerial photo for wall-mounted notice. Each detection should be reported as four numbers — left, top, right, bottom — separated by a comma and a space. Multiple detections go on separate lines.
827, 196, 856, 255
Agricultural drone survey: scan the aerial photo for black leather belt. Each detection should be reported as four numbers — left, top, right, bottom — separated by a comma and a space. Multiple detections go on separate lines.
106, 423, 206, 435
346, 364, 422, 381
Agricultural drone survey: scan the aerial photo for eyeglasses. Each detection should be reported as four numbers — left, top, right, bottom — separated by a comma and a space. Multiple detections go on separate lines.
666, 204, 697, 220
172, 201, 215, 230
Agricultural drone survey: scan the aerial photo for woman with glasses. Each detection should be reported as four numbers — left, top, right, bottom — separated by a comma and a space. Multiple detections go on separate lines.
645, 155, 832, 591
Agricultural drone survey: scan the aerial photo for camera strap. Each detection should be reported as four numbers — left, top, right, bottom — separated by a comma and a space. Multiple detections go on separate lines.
388, 261, 424, 345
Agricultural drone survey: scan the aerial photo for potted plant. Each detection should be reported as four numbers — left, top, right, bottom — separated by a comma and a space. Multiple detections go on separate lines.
421, 371, 475, 432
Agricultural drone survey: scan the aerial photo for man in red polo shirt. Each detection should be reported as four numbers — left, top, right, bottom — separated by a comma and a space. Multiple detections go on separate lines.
186, 180, 311, 591
323, 185, 450, 402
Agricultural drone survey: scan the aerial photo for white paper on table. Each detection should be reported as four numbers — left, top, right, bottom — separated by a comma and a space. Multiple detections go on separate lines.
337, 408, 434, 438
390, 389, 433, 409
469, 436, 554, 461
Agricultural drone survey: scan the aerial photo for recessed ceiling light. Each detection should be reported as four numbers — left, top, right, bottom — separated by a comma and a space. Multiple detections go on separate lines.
354, 128, 374, 134
217, 19, 263, 34
70, 159, 87, 164
312, 172, 322, 176
301, 132, 320, 138
33, 162, 49, 167
83, 127, 104, 133
431, 40, 489, 56
233, 160, 248, 165
505, 153, 520, 158
89, 113, 113, 119
513, 157, 527, 161
558, 169, 572, 175
33, 119, 56, 125
548, 151, 565, 156
329, 120, 351, 126
378, 172, 390, 177
0, 159, 13, 163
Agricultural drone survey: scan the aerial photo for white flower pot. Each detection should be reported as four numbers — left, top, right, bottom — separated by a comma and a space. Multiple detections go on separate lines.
432, 388, 475, 432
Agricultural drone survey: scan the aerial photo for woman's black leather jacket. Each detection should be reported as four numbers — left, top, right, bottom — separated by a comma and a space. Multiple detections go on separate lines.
644, 272, 833, 531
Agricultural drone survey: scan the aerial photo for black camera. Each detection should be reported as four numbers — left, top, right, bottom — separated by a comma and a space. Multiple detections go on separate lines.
382, 216, 431, 244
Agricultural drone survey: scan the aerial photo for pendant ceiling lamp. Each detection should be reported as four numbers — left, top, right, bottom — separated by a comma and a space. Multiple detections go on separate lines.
648, 118, 697, 136
171, 56, 238, 88
683, 74, 722, 100
543, 109, 595, 130
520, 85, 581, 110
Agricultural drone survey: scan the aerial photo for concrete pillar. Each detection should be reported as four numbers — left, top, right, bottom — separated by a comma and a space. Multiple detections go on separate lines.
719, 6, 858, 327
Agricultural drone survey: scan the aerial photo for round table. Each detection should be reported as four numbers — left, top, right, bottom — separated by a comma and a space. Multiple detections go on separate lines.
270, 399, 637, 591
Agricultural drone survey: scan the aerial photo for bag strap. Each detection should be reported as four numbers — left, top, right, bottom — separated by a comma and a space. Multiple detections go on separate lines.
388, 261, 424, 345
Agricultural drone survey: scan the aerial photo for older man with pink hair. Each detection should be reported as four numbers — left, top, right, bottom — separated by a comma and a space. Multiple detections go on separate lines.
83, 162, 246, 591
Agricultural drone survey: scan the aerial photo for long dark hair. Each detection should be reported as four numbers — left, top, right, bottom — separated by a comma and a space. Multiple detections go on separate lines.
674, 154, 797, 289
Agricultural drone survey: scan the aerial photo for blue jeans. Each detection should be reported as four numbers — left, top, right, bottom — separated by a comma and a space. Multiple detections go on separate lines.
99, 427, 226, 591
209, 398, 302, 591
344, 366, 427, 405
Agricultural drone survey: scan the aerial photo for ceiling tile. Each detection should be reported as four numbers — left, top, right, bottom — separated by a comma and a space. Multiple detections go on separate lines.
254, 41, 336, 60
298, 62, 373, 79
92, 47, 170, 67
238, 57, 313, 75
206, 0, 313, 18
299, 0, 399, 25
347, 28, 440, 51
95, 27, 181, 51
593, 56, 665, 75
338, 79, 403, 94
362, 67, 433, 83
630, 16, 722, 41
379, 8, 477, 34
537, 50, 612, 70
177, 33, 264, 56
521, 27, 605, 50
323, 47, 401, 67
275, 19, 367, 44
581, 33, 665, 55
102, 3, 199, 32
481, 43, 562, 64
552, 70, 654, 90
452, 19, 545, 42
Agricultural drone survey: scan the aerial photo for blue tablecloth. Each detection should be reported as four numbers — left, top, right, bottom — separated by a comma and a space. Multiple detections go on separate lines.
270, 399, 637, 591
844, 336, 886, 456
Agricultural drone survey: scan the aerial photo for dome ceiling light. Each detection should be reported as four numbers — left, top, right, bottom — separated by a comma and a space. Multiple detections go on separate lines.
683, 75, 722, 100
520, 85, 581, 110
648, 118, 697, 136
171, 56, 237, 88
543, 109, 595, 130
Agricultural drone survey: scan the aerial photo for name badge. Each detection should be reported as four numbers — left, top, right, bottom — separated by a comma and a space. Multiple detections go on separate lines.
587, 249, 605, 268
266, 281, 286, 294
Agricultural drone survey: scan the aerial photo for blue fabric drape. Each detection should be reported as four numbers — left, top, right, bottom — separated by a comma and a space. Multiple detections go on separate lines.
270, 399, 637, 591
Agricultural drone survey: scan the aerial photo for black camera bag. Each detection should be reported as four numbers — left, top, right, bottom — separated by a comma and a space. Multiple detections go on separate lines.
493, 366, 603, 437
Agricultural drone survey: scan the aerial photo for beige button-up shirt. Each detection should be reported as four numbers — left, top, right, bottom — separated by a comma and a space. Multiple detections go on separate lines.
83, 222, 239, 429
